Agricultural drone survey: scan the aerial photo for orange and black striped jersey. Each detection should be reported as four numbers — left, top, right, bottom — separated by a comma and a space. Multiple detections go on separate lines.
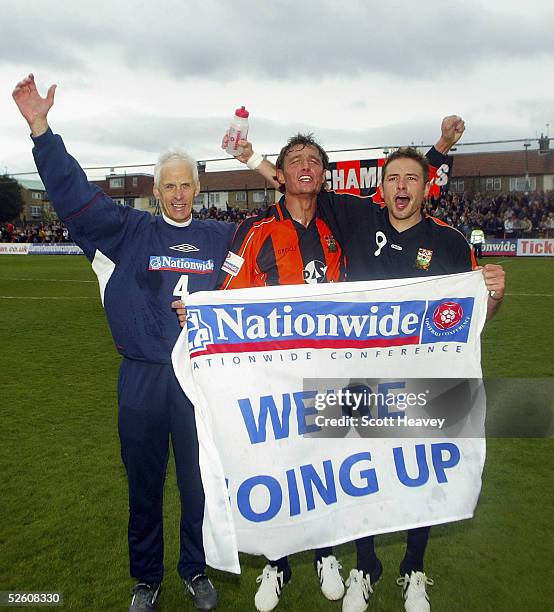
218, 199, 346, 289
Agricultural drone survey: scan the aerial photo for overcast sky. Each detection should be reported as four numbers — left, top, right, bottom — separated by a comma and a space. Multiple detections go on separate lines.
1, 0, 553, 178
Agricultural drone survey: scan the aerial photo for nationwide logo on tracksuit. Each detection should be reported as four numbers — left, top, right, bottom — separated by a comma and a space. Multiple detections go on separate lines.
187, 298, 475, 357
149, 256, 214, 273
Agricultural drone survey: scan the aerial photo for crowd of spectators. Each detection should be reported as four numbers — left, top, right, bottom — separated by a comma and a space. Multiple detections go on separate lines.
3, 193, 554, 243
192, 205, 266, 223
0, 220, 72, 243
193, 193, 554, 241
424, 191, 554, 239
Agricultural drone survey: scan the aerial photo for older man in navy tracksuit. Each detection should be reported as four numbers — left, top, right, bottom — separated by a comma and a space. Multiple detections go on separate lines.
13, 74, 234, 612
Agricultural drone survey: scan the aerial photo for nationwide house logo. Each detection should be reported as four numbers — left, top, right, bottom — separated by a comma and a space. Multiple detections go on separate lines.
187, 297, 475, 358
149, 256, 162, 270
187, 309, 214, 352
170, 243, 199, 253
148, 255, 214, 273
423, 299, 473, 340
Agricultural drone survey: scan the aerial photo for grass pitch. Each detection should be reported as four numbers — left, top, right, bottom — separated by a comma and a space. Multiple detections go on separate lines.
0, 255, 552, 611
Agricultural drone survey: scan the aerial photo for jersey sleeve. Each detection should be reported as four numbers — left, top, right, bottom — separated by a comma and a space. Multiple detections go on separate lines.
32, 128, 146, 263
317, 190, 379, 248
217, 217, 263, 289
449, 230, 477, 272
425, 146, 453, 198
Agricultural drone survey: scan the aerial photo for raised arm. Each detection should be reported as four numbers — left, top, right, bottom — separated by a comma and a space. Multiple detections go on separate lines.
434, 115, 465, 154
222, 133, 280, 189
223, 115, 465, 192
12, 74, 143, 264
12, 73, 56, 137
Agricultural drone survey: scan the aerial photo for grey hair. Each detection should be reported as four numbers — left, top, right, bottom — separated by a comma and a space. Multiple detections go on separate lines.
154, 149, 199, 186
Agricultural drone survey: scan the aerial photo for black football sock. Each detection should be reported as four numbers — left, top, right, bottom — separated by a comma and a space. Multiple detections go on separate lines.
400, 526, 431, 576
355, 535, 382, 583
269, 557, 292, 584
314, 547, 334, 569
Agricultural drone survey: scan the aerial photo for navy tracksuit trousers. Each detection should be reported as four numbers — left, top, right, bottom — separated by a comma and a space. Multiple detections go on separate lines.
118, 358, 205, 583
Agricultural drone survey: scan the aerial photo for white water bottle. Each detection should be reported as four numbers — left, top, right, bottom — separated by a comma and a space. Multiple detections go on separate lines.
226, 106, 249, 156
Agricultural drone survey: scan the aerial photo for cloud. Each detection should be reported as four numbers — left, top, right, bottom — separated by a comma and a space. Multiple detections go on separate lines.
2, 0, 553, 81
3, 106, 543, 176
50, 109, 538, 171
0, 6, 115, 72
513, 99, 554, 135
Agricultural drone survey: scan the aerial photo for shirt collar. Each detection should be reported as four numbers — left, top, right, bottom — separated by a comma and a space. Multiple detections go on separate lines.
278, 196, 318, 226
161, 213, 192, 227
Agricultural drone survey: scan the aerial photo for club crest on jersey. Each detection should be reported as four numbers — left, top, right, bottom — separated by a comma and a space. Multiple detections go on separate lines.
324, 235, 338, 253
415, 248, 433, 270
170, 243, 199, 253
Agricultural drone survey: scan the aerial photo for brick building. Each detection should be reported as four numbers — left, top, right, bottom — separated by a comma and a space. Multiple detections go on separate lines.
91, 168, 277, 214
451, 137, 553, 195
17, 178, 53, 222
193, 167, 278, 211
93, 173, 156, 212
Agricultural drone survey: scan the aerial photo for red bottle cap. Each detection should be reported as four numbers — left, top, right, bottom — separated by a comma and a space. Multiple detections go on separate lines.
235, 106, 249, 118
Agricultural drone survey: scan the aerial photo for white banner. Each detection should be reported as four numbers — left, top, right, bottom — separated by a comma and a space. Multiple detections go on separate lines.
172, 272, 488, 574
28, 243, 84, 255
0, 243, 30, 254
0, 243, 84, 255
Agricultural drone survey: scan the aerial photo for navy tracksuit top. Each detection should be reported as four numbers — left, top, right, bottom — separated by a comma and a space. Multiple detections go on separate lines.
32, 128, 234, 363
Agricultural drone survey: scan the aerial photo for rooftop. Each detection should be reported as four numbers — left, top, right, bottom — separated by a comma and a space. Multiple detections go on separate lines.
17, 178, 46, 191
452, 149, 554, 177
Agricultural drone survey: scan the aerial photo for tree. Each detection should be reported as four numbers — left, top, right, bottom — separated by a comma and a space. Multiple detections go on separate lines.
0, 175, 23, 223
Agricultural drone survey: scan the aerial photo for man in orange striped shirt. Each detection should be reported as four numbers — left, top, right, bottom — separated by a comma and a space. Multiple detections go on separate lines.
218, 134, 346, 290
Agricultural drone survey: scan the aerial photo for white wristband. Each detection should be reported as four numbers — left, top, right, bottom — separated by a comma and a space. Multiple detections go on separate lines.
246, 152, 264, 170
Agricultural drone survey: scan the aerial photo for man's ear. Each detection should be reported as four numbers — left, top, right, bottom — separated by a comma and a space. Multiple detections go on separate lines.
276, 169, 286, 187
424, 181, 430, 199
195, 181, 201, 198
378, 183, 384, 200
153, 183, 160, 199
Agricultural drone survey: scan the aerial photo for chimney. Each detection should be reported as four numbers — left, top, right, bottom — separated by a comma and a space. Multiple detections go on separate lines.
539, 133, 550, 155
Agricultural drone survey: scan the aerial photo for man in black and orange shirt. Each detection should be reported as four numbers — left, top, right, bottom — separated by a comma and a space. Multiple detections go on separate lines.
218, 134, 345, 290
217, 134, 348, 612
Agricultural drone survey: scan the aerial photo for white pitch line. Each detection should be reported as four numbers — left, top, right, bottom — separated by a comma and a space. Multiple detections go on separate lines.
0, 277, 96, 283
0, 296, 96, 300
